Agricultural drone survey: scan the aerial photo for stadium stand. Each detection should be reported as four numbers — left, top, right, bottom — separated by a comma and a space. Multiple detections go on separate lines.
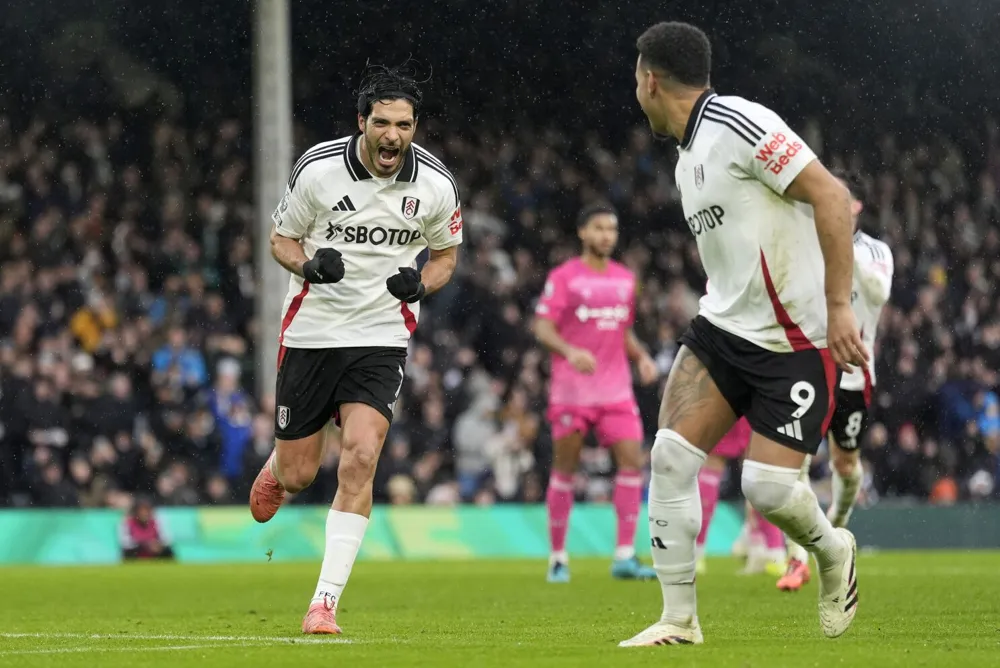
1, 12, 998, 509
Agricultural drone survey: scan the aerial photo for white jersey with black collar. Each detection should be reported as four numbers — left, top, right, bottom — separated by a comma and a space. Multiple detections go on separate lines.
674, 90, 828, 353
271, 134, 463, 349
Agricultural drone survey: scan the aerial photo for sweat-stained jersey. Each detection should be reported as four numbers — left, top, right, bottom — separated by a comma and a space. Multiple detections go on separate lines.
534, 258, 637, 407
272, 134, 463, 349
674, 90, 829, 353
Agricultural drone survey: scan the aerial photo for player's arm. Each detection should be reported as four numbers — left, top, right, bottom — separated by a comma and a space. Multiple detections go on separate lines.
270, 170, 315, 276
388, 186, 464, 302
532, 318, 595, 375
731, 103, 867, 371
784, 163, 853, 310
271, 226, 345, 285
532, 317, 575, 360
624, 282, 645, 363
386, 245, 458, 303
532, 273, 596, 374
855, 245, 893, 307
269, 225, 308, 276
784, 162, 868, 370
622, 280, 657, 383
626, 328, 658, 386
531, 272, 571, 358
269, 167, 344, 284
625, 328, 648, 362
420, 246, 458, 295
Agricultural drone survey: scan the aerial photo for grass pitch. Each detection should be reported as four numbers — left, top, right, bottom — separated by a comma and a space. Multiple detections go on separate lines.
1, 551, 997, 667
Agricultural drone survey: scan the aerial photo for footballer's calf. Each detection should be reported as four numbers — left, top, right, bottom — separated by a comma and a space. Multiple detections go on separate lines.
274, 432, 324, 493
333, 402, 391, 517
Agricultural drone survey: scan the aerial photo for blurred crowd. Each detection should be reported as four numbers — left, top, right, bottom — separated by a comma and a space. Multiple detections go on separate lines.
1, 65, 999, 510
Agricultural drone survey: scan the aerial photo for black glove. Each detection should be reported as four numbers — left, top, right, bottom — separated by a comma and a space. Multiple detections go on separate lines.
302, 248, 345, 284
386, 267, 425, 303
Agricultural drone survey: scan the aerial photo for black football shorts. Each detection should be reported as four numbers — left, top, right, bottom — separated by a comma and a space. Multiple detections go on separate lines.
274, 346, 407, 440
679, 316, 841, 455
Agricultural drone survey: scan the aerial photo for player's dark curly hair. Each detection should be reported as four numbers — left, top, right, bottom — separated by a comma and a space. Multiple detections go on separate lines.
355, 57, 430, 118
636, 22, 712, 88
576, 202, 618, 229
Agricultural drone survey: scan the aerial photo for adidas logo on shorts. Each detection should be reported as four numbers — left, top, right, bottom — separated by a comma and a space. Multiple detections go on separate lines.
776, 419, 803, 441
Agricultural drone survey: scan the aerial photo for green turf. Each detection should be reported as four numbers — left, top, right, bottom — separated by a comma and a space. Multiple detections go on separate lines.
1, 551, 998, 667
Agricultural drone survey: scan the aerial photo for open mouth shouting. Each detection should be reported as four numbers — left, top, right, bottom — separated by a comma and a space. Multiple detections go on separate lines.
376, 144, 401, 170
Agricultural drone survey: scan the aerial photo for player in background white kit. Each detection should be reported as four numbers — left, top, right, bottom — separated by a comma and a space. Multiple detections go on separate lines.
620, 22, 868, 647
778, 171, 893, 592
249, 61, 463, 635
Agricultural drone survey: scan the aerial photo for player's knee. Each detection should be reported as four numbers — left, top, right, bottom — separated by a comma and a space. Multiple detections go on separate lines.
616, 452, 643, 472
551, 458, 577, 476
612, 442, 644, 471
551, 439, 582, 474
832, 450, 859, 478
741, 461, 796, 515
339, 439, 380, 484
650, 429, 703, 480
281, 460, 319, 492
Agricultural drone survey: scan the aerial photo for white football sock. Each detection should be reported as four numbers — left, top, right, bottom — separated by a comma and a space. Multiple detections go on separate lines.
647, 429, 705, 626
742, 461, 847, 592
311, 510, 369, 607
614, 545, 636, 560
787, 537, 809, 564
550, 550, 568, 565
828, 462, 863, 528
797, 455, 811, 484
786, 455, 811, 563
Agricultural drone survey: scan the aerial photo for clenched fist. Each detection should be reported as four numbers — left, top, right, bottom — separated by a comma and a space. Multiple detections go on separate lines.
387, 267, 425, 303
302, 248, 345, 284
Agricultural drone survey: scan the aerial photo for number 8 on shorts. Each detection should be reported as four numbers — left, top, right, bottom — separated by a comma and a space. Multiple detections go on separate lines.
827, 390, 871, 451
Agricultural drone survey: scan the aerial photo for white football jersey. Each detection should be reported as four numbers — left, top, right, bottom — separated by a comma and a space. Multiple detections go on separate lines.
841, 231, 893, 393
272, 134, 463, 349
674, 91, 828, 353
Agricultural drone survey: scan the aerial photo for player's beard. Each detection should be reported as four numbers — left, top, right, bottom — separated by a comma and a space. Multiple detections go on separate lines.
584, 242, 612, 260
365, 134, 406, 177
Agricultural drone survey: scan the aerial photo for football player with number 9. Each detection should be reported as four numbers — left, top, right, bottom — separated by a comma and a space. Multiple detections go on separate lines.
621, 21, 867, 647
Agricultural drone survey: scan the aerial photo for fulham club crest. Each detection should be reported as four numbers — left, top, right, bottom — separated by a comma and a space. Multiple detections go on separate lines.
277, 406, 290, 430
694, 164, 704, 189
401, 196, 420, 220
